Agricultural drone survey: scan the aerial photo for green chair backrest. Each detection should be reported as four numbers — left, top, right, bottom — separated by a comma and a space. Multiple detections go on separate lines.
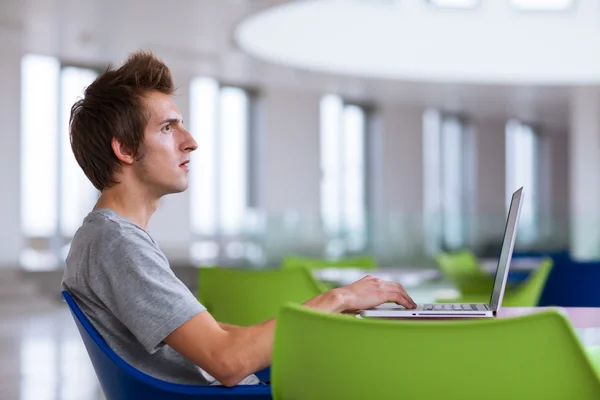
198, 267, 326, 326
437, 250, 493, 294
438, 257, 554, 306
272, 303, 600, 400
281, 255, 377, 270
503, 258, 553, 307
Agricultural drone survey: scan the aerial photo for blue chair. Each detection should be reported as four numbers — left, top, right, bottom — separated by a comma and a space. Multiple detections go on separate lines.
538, 254, 600, 307
62, 291, 272, 400
500, 250, 568, 284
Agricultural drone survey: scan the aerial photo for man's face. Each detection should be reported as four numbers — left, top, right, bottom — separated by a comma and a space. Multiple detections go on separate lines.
134, 91, 198, 197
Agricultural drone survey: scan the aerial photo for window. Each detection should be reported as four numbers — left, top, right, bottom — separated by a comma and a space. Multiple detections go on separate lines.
320, 95, 368, 257
189, 78, 257, 264
20, 55, 99, 270
441, 116, 467, 250
423, 109, 474, 253
21, 55, 60, 240
506, 119, 539, 245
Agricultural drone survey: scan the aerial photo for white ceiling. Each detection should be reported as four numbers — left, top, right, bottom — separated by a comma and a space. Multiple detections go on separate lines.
0, 0, 580, 130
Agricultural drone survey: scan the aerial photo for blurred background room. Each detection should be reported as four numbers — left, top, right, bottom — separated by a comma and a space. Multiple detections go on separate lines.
1, 0, 599, 398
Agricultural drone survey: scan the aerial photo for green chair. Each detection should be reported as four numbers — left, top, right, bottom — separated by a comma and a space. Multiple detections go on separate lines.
198, 267, 326, 326
589, 346, 600, 376
281, 255, 377, 271
436, 250, 494, 295
436, 258, 553, 306
272, 303, 600, 400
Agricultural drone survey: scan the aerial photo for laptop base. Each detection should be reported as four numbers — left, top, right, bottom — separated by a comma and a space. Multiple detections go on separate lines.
360, 303, 494, 318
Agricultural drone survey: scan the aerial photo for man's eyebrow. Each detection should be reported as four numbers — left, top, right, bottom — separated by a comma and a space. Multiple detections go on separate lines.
159, 117, 182, 125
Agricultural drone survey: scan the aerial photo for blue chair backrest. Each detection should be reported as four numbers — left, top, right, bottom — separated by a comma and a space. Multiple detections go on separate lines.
508, 250, 568, 283
62, 291, 272, 400
538, 254, 600, 307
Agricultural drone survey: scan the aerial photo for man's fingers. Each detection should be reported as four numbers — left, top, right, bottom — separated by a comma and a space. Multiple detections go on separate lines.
381, 281, 416, 309
394, 294, 414, 309
394, 283, 417, 307
397, 290, 416, 308
384, 281, 416, 307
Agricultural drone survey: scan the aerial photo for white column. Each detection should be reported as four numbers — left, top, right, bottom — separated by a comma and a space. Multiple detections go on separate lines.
0, 38, 23, 268
377, 104, 425, 263
472, 118, 506, 251
260, 88, 321, 214
258, 88, 322, 262
380, 105, 424, 215
569, 87, 600, 260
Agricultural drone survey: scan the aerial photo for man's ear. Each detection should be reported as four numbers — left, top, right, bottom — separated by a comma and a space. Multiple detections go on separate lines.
111, 137, 135, 165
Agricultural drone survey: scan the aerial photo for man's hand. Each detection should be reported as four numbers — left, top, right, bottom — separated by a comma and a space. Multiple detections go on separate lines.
334, 275, 417, 311
303, 275, 416, 314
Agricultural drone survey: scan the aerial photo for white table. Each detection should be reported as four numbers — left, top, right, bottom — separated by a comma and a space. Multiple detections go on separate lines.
313, 258, 542, 288
312, 267, 441, 288
480, 257, 542, 273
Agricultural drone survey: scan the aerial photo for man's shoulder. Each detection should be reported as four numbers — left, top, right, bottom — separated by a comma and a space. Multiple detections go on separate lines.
69, 210, 157, 266
77, 209, 149, 244
65, 209, 164, 282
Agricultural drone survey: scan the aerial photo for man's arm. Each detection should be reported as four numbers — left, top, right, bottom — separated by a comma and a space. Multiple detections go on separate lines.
164, 275, 415, 387
165, 289, 343, 386
164, 310, 275, 387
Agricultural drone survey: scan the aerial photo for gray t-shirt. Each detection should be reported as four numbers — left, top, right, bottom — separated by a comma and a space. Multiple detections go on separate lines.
62, 208, 259, 385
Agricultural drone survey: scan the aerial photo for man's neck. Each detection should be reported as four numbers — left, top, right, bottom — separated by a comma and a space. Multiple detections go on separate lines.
94, 184, 160, 231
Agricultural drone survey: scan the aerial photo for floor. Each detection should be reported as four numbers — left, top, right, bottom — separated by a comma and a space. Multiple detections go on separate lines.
0, 270, 104, 400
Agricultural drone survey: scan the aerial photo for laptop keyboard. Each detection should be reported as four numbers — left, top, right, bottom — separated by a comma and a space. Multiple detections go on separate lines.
422, 304, 482, 311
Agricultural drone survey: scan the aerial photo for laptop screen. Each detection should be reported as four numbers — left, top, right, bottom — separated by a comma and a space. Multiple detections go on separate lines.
488, 187, 524, 311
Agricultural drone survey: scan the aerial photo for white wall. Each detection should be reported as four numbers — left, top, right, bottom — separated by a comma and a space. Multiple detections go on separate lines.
0, 44, 574, 268
0, 41, 23, 268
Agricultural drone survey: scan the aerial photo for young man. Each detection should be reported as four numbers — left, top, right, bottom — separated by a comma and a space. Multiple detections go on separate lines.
62, 51, 416, 387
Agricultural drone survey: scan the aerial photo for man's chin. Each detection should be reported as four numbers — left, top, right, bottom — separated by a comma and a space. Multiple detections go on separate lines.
172, 185, 188, 194
161, 183, 188, 196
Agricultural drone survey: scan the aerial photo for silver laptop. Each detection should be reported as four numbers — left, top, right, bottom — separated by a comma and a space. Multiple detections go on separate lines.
361, 187, 524, 319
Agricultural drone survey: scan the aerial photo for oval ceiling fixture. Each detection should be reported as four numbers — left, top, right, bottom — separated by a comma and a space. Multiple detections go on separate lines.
234, 0, 599, 84
428, 0, 481, 8
509, 0, 575, 11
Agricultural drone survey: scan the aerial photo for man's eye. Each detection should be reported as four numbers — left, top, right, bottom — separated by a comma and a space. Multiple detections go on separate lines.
163, 124, 171, 132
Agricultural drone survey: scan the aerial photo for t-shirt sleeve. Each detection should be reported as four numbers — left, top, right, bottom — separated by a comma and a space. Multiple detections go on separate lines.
89, 227, 206, 354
